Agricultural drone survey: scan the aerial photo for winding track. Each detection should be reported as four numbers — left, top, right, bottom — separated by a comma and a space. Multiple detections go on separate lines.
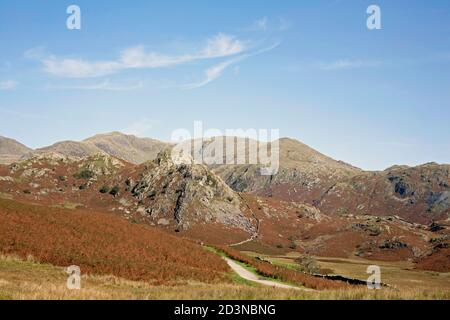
227, 194, 315, 292
224, 257, 315, 292
229, 193, 260, 247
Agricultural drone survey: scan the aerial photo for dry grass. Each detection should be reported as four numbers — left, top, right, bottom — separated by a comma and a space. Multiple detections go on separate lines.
315, 256, 450, 291
244, 251, 450, 292
215, 246, 353, 290
0, 198, 229, 285
1, 255, 449, 300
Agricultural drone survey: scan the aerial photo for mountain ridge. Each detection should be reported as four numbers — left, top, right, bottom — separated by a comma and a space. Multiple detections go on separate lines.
1, 149, 448, 271
2, 131, 448, 171
1, 132, 449, 224
25, 132, 171, 164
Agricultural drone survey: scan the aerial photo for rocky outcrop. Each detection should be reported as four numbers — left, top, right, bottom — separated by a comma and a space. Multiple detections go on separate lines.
314, 163, 450, 224
379, 239, 408, 250
127, 151, 256, 233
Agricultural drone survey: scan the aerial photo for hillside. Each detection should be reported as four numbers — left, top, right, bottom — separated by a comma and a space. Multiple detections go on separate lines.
202, 137, 449, 224
0, 136, 31, 164
0, 133, 449, 269
1, 151, 448, 271
316, 162, 450, 224
33, 141, 104, 158
211, 138, 361, 201
0, 198, 229, 284
234, 193, 449, 271
0, 151, 256, 244
1, 132, 449, 225
83, 132, 170, 164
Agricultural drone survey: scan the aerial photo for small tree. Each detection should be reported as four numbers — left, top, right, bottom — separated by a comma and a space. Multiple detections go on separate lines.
79, 183, 87, 190
99, 186, 110, 194
295, 255, 320, 274
109, 186, 120, 197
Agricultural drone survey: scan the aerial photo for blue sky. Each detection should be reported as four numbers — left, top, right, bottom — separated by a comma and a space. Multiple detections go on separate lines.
1, 0, 450, 170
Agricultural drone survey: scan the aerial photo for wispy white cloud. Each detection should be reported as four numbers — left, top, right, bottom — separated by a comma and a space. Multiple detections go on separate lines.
318, 59, 382, 71
29, 33, 247, 78
183, 42, 281, 89
183, 59, 240, 90
42, 59, 121, 78
47, 79, 143, 91
0, 80, 18, 90
120, 34, 245, 69
200, 33, 245, 58
247, 16, 292, 32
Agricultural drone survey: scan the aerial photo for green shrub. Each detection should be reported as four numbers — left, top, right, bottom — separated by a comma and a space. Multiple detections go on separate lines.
99, 186, 110, 194
109, 186, 120, 197
79, 184, 87, 190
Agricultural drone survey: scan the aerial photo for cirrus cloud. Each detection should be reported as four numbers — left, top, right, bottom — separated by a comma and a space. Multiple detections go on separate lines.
0, 80, 18, 90
183, 42, 281, 89
30, 33, 247, 78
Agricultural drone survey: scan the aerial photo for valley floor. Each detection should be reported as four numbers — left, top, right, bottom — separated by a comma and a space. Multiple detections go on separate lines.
244, 251, 450, 292
1, 255, 449, 300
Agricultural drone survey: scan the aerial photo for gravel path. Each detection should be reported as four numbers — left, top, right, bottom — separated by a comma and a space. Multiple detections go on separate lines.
224, 257, 314, 291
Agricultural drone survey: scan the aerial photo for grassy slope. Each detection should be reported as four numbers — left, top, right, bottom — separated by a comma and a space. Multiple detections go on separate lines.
1, 255, 449, 300
244, 251, 450, 292
1, 198, 449, 299
0, 198, 228, 284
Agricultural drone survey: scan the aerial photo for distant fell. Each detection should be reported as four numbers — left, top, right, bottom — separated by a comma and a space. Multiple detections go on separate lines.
0, 136, 32, 164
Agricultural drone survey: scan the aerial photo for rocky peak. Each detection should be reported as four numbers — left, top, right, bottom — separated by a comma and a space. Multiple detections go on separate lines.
128, 150, 253, 232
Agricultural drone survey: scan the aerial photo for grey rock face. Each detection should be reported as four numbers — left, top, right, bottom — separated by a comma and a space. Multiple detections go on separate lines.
128, 150, 256, 233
